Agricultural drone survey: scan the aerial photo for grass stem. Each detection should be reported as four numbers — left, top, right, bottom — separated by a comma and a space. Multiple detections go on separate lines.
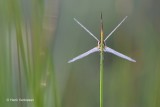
100, 50, 104, 107
100, 16, 104, 107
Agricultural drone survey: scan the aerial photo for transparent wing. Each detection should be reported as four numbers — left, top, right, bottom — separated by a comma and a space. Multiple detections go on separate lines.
68, 47, 99, 63
104, 46, 136, 62
104, 16, 128, 41
74, 18, 99, 42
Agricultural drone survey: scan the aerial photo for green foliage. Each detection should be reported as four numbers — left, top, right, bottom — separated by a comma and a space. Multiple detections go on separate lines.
0, 0, 59, 107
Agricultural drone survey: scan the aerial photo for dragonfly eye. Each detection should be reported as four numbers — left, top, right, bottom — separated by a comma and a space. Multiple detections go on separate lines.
98, 41, 100, 48
98, 41, 100, 45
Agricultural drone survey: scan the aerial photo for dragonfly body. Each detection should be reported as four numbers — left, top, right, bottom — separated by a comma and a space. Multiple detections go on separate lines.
68, 13, 136, 63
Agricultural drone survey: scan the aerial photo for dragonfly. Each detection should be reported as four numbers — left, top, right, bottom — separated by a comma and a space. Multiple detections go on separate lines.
68, 13, 136, 63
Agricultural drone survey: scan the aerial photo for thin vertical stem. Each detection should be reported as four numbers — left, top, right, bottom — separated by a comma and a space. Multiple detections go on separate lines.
100, 50, 104, 107
100, 12, 104, 107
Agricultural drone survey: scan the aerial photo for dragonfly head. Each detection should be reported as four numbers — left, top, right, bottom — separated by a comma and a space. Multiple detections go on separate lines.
98, 41, 105, 49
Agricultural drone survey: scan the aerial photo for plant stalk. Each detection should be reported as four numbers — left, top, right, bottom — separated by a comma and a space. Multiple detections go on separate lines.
100, 49, 104, 107
100, 12, 104, 107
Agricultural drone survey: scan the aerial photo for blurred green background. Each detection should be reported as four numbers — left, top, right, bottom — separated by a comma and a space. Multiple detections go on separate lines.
0, 0, 160, 107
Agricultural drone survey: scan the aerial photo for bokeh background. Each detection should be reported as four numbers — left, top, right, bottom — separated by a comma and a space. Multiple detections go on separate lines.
0, 0, 160, 107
